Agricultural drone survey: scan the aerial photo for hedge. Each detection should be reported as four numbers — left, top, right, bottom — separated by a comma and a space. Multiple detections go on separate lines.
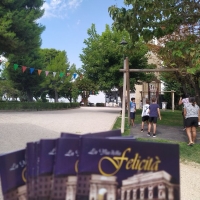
0, 102, 80, 111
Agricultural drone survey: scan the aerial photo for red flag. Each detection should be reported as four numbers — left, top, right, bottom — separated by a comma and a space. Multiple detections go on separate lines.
22, 66, 27, 73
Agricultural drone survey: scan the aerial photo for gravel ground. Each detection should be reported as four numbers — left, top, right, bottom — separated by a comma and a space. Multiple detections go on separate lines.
0, 107, 200, 200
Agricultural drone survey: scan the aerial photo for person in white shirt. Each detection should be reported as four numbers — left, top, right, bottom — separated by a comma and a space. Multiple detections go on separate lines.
141, 99, 150, 132
179, 94, 190, 130
184, 97, 200, 145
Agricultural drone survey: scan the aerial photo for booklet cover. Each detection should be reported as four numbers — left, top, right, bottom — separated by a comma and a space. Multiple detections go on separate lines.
61, 129, 121, 139
77, 138, 180, 200
51, 138, 80, 200
37, 139, 57, 200
26, 142, 37, 200
0, 149, 27, 200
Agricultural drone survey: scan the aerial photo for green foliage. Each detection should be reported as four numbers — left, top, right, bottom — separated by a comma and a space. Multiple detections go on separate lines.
40, 49, 71, 102
96, 103, 105, 107
109, 0, 199, 43
0, 101, 79, 110
5, 51, 45, 101
80, 24, 155, 101
109, 0, 200, 104
0, 0, 45, 55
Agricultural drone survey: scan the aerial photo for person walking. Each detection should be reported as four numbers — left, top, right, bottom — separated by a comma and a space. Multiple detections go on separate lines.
130, 97, 136, 127
141, 99, 150, 132
179, 94, 190, 131
147, 98, 161, 137
184, 97, 200, 146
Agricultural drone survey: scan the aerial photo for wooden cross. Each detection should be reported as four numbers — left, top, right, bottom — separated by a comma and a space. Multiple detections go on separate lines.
120, 57, 178, 134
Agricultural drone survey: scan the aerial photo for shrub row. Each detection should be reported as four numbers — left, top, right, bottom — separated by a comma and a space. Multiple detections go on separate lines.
96, 103, 105, 107
0, 102, 80, 111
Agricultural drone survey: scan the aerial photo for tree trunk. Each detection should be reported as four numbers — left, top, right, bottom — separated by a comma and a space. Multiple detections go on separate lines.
27, 90, 33, 102
55, 90, 58, 102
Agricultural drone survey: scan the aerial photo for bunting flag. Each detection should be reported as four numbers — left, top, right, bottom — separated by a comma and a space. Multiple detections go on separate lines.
14, 64, 18, 70
10, 63, 84, 81
22, 66, 27, 73
53, 72, 56, 77
59, 72, 64, 77
30, 68, 35, 74
5, 62, 10, 68
38, 69, 42, 76
73, 73, 77, 79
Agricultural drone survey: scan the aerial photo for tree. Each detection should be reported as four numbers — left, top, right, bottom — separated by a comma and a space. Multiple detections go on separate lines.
0, 0, 45, 56
109, 0, 200, 104
74, 77, 99, 106
40, 49, 71, 102
80, 24, 155, 102
1, 0, 46, 101
108, 0, 200, 43
5, 50, 46, 101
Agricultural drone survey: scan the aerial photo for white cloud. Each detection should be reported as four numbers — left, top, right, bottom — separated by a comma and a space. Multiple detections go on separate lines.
42, 0, 82, 19
68, 0, 83, 9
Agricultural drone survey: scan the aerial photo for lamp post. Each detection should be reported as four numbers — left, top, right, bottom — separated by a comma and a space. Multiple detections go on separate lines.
120, 39, 130, 134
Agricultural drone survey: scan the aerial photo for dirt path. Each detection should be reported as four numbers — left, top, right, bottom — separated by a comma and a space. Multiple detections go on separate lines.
180, 162, 200, 200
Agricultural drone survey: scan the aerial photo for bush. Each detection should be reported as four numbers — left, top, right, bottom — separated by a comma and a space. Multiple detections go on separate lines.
0, 102, 80, 111
96, 103, 105, 107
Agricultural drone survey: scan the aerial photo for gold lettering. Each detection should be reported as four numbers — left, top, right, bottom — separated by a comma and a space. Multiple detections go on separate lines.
22, 167, 26, 183
99, 148, 131, 176
98, 148, 161, 175
126, 159, 133, 169
147, 158, 153, 170
75, 160, 79, 173
131, 153, 139, 169
138, 160, 147, 170
150, 156, 161, 171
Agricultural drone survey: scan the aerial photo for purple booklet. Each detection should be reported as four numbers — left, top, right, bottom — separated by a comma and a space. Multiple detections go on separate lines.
77, 137, 180, 200
0, 149, 27, 200
51, 138, 80, 200
37, 139, 57, 200
61, 129, 121, 138
26, 142, 37, 200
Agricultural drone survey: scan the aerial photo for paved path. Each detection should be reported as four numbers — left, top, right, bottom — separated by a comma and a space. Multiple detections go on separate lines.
0, 107, 121, 154
0, 107, 121, 200
130, 123, 200, 143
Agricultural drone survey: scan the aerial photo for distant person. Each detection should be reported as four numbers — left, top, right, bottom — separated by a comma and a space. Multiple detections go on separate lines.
147, 98, 161, 137
141, 99, 150, 132
184, 97, 200, 146
139, 100, 143, 109
179, 94, 190, 131
130, 97, 136, 127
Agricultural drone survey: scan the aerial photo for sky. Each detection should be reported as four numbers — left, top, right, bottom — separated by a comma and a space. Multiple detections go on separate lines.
39, 0, 125, 69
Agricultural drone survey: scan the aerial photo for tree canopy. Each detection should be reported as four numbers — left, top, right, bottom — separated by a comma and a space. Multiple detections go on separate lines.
0, 0, 45, 56
109, 0, 200, 42
109, 0, 200, 103
80, 24, 155, 101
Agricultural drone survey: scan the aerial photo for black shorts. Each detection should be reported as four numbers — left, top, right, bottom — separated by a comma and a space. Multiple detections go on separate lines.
149, 117, 157, 124
185, 117, 198, 127
130, 112, 135, 119
142, 116, 149, 122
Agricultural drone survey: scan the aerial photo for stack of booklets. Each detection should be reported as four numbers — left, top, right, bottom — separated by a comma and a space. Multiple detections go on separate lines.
0, 129, 180, 200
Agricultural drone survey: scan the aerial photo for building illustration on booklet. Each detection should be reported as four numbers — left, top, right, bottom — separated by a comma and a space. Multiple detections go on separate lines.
75, 171, 179, 200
